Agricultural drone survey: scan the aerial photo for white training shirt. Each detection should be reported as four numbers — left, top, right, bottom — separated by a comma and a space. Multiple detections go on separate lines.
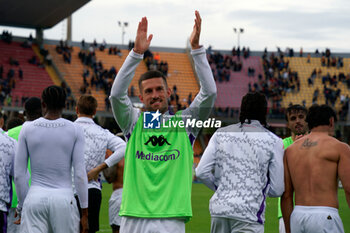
74, 117, 126, 190
14, 117, 88, 209
0, 133, 17, 212
196, 120, 284, 224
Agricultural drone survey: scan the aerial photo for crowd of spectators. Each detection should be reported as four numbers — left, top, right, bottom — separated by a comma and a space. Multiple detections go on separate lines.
20, 34, 33, 48
8, 37, 348, 120
108, 46, 122, 57
77, 40, 118, 100
1, 31, 12, 44
207, 51, 242, 82
231, 46, 250, 59
143, 49, 169, 76
249, 49, 301, 110
316, 48, 344, 68
167, 85, 192, 113
0, 38, 23, 107
78, 52, 116, 96
28, 51, 47, 68
206, 46, 252, 83
289, 47, 350, 120
247, 67, 255, 77
310, 70, 350, 111
0, 64, 16, 106
321, 56, 344, 68
0, 33, 57, 107
303, 48, 350, 119
56, 40, 72, 63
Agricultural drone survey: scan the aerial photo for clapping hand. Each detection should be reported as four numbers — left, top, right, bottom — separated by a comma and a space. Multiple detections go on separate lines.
189, 10, 202, 50
133, 17, 153, 54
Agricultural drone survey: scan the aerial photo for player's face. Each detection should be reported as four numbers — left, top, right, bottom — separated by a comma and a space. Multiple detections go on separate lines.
139, 77, 171, 113
287, 111, 308, 135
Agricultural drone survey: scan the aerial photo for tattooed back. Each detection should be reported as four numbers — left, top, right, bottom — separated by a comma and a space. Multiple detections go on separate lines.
284, 133, 350, 208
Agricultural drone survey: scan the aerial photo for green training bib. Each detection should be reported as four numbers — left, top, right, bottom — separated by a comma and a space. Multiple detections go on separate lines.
120, 112, 194, 222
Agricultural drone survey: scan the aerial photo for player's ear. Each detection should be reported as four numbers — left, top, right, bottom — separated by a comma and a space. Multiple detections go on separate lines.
329, 117, 334, 128
139, 94, 144, 103
41, 102, 47, 116
166, 87, 171, 98
41, 101, 46, 109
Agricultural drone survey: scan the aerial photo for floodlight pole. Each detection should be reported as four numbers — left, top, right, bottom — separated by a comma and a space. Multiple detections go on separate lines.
233, 27, 244, 48
67, 16, 72, 44
118, 21, 128, 45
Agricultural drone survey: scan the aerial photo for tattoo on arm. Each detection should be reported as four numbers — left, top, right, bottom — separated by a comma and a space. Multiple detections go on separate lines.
301, 138, 318, 148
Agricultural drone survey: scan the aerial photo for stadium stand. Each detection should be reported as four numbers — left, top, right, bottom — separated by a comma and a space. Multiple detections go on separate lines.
281, 56, 350, 110
0, 40, 54, 106
98, 48, 200, 110
94, 47, 148, 103
45, 44, 110, 111
209, 52, 263, 109
46, 41, 200, 112
32, 45, 62, 86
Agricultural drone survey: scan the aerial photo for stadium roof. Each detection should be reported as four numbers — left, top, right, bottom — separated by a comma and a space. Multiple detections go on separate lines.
0, 0, 90, 29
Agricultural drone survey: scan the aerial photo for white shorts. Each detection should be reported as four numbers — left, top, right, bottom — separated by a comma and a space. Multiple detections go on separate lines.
20, 186, 80, 233
109, 188, 123, 226
291, 205, 344, 233
279, 217, 286, 233
7, 208, 20, 233
120, 216, 185, 233
210, 217, 264, 233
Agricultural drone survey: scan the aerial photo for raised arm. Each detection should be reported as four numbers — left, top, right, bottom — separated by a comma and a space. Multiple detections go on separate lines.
110, 17, 153, 134
281, 149, 294, 233
338, 142, 350, 208
183, 11, 217, 136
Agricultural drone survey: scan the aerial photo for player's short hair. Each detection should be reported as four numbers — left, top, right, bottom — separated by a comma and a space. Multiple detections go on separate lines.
285, 104, 307, 122
24, 97, 42, 120
42, 85, 66, 110
306, 104, 337, 130
6, 117, 24, 130
77, 95, 97, 116
239, 92, 267, 126
138, 70, 168, 91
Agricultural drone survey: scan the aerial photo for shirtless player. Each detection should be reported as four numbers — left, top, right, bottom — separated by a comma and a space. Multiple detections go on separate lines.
281, 104, 350, 233
103, 157, 124, 233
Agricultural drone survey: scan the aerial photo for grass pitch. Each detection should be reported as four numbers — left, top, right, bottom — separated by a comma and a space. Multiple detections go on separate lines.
98, 183, 350, 232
